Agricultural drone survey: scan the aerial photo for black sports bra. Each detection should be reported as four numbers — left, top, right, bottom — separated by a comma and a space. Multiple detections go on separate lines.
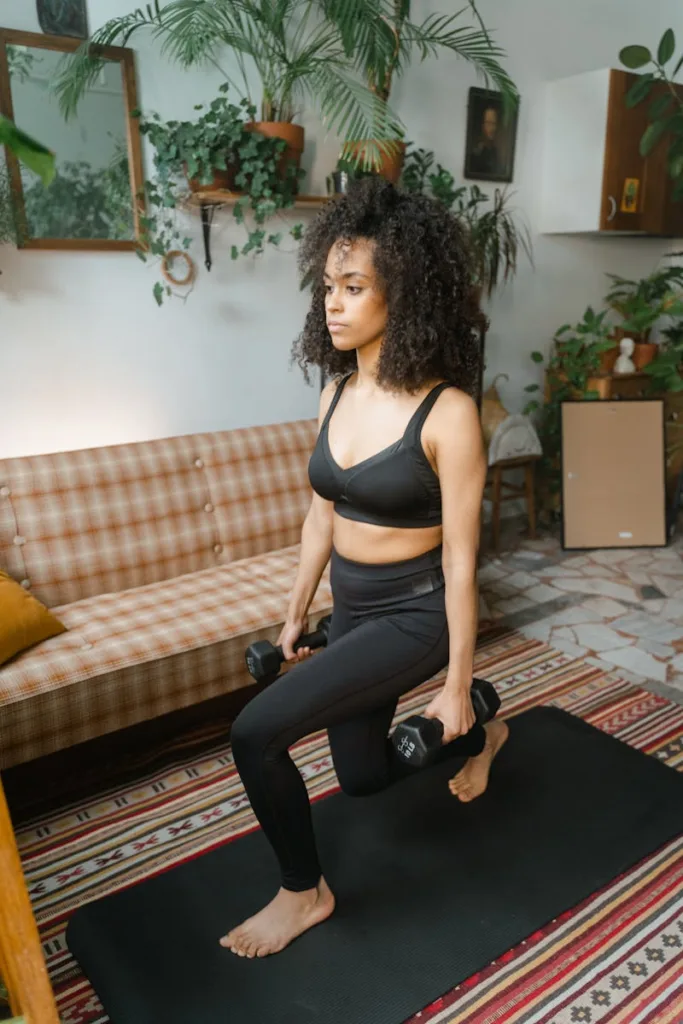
308, 372, 453, 529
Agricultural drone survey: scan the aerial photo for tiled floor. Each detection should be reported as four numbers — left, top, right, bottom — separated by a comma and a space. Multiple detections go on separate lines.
479, 519, 683, 706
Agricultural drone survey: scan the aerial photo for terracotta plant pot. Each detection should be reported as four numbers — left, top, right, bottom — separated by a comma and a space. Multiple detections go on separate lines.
341, 140, 406, 184
246, 121, 305, 181
632, 341, 658, 370
184, 161, 240, 194
599, 344, 620, 373
611, 325, 651, 346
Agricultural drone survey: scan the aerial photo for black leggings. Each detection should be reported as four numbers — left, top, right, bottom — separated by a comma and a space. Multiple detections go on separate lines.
230, 544, 486, 892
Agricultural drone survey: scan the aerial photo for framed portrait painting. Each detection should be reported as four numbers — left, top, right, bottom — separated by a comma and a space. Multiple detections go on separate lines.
37, 0, 88, 39
464, 87, 519, 183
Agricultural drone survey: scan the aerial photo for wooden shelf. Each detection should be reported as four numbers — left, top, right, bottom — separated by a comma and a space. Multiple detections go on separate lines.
187, 190, 329, 208
185, 189, 331, 272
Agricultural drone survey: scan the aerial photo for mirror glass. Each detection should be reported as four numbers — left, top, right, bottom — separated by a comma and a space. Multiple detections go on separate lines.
1, 30, 143, 250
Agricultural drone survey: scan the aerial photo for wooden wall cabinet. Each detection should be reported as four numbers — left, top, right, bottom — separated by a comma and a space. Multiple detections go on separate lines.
540, 68, 683, 236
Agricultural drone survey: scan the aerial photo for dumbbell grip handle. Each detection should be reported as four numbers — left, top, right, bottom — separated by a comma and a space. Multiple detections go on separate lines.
420, 681, 495, 741
276, 626, 327, 660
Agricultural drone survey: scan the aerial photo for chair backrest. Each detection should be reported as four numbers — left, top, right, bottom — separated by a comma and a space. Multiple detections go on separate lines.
0, 777, 60, 1024
0, 419, 318, 608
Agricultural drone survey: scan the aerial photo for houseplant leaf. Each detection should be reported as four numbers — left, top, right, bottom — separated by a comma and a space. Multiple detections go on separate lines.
640, 118, 668, 156
657, 28, 675, 66
619, 44, 652, 69
0, 115, 55, 184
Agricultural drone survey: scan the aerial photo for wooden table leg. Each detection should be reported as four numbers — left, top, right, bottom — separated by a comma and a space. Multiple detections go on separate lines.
525, 461, 537, 539
0, 775, 60, 1023
491, 464, 502, 553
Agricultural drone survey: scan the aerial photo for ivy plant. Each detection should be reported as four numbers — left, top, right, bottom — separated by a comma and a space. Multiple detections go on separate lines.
136, 85, 305, 305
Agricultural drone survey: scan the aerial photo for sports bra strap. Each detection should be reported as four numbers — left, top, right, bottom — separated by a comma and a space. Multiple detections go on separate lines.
320, 371, 354, 430
403, 381, 454, 444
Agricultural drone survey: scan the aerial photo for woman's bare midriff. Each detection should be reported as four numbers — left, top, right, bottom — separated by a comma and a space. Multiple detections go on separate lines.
331, 515, 443, 564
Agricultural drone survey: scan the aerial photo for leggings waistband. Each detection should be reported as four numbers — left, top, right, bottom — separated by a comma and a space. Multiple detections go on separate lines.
331, 543, 443, 577
330, 545, 444, 606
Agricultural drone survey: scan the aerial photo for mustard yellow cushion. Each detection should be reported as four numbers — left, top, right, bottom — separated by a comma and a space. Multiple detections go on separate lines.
0, 571, 67, 666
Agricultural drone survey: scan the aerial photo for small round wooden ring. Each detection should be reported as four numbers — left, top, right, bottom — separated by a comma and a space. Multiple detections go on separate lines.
161, 250, 196, 287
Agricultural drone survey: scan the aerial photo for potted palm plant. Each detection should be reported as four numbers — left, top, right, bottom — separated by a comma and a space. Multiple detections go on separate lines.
53, 0, 405, 184
323, 0, 518, 181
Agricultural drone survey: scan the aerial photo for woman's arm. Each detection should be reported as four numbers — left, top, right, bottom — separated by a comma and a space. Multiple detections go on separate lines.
424, 389, 487, 737
281, 381, 337, 657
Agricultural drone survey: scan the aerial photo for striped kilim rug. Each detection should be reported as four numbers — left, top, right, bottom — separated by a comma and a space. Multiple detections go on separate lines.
16, 627, 683, 1024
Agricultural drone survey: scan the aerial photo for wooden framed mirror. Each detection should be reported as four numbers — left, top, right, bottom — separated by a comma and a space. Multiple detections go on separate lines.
0, 28, 144, 251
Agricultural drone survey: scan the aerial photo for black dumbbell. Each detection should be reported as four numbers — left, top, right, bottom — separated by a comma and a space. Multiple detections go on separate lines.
245, 614, 332, 685
391, 677, 501, 768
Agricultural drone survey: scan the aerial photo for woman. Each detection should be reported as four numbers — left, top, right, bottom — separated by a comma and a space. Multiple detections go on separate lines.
221, 177, 509, 960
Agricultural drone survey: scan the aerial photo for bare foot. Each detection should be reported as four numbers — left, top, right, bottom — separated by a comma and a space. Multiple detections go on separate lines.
219, 877, 335, 958
448, 719, 509, 803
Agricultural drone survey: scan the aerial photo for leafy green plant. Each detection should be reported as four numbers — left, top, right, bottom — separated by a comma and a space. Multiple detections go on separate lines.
1, 117, 54, 279
605, 265, 683, 338
0, 162, 18, 247
137, 86, 305, 305
620, 29, 683, 198
644, 322, 683, 391
6, 44, 40, 84
0, 116, 54, 185
524, 307, 615, 517
321, 0, 517, 107
53, 0, 404, 170
401, 145, 532, 296
21, 153, 134, 240
644, 322, 683, 468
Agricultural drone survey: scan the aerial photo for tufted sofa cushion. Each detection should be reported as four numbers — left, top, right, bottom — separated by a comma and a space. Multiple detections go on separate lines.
0, 421, 318, 608
0, 545, 332, 768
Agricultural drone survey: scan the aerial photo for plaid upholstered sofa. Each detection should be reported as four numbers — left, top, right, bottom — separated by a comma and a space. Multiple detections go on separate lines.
0, 421, 332, 769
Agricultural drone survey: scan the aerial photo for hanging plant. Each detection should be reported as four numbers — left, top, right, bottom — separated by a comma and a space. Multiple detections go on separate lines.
136, 86, 305, 305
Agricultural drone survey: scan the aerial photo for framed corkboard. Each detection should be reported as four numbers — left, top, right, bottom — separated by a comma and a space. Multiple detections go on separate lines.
561, 400, 666, 550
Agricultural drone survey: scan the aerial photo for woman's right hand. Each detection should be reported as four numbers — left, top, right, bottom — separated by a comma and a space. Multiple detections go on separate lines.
277, 617, 312, 663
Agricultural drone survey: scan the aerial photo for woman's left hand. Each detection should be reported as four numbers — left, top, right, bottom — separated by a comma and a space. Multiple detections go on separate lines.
423, 685, 476, 743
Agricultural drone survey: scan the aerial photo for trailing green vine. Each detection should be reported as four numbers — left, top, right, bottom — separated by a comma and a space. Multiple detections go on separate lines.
137, 86, 305, 305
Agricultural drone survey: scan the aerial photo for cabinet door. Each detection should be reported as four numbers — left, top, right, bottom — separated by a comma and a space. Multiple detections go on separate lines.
601, 70, 683, 235
648, 81, 683, 236
600, 70, 650, 232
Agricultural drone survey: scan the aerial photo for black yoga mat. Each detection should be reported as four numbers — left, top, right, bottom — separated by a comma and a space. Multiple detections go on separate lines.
66, 707, 683, 1024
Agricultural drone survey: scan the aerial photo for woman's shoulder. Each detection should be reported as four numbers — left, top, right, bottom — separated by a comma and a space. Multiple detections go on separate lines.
424, 383, 480, 434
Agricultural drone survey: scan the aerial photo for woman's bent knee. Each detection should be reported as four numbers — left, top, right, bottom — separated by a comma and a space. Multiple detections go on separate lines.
336, 767, 387, 798
231, 701, 274, 761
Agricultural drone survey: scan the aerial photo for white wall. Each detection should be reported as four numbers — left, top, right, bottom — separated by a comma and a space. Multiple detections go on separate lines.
0, 0, 681, 457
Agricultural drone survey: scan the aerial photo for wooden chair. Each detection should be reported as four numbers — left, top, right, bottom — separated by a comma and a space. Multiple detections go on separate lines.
0, 776, 60, 1024
485, 454, 540, 553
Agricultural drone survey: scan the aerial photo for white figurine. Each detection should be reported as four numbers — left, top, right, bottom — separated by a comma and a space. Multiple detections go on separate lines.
614, 336, 636, 374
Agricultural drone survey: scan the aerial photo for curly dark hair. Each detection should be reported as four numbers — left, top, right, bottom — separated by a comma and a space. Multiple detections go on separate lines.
291, 176, 487, 398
